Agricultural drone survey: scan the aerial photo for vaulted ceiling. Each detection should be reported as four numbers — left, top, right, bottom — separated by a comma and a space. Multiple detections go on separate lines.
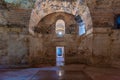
0, 0, 120, 30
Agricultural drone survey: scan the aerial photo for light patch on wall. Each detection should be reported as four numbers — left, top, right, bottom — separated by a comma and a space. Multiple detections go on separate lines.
4, 0, 35, 9
4, 0, 20, 4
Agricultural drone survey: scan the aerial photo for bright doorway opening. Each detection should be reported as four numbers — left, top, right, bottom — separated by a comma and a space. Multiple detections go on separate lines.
56, 47, 64, 66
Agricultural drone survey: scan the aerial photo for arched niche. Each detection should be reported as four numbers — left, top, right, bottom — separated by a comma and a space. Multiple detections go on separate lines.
55, 19, 65, 37
29, 0, 93, 36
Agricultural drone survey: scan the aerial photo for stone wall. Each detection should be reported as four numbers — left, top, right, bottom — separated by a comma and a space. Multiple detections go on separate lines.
29, 0, 92, 35
86, 0, 120, 67
0, 0, 120, 68
0, 9, 31, 65
28, 12, 80, 66
92, 28, 120, 67
0, 9, 31, 26
0, 26, 29, 65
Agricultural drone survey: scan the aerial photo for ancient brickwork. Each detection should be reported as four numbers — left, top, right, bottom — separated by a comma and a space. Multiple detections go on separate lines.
0, 9, 30, 65
29, 0, 92, 35
0, 0, 120, 68
0, 9, 31, 27
0, 26, 29, 65
79, 0, 120, 67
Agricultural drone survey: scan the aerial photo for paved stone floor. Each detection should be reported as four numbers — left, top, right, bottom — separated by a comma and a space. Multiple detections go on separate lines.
0, 65, 120, 80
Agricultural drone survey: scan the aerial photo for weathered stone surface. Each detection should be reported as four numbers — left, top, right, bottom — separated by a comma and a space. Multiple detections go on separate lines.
0, 9, 31, 27
0, 0, 120, 68
2, 0, 35, 9
29, 0, 92, 35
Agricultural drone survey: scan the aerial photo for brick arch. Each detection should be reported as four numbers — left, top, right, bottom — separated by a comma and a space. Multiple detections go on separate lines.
29, 0, 93, 35
34, 12, 78, 34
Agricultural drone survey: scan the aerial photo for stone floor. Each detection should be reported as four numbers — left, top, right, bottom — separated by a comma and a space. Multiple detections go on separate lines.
0, 65, 120, 80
